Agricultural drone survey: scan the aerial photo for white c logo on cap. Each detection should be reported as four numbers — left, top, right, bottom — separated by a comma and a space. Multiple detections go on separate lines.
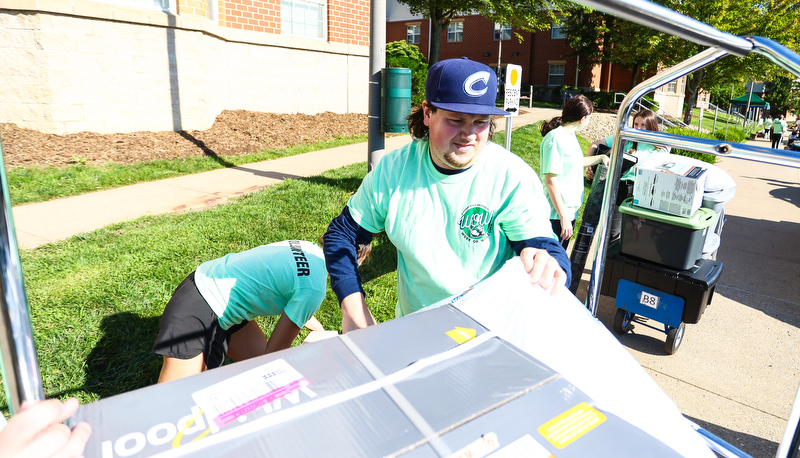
463, 71, 490, 97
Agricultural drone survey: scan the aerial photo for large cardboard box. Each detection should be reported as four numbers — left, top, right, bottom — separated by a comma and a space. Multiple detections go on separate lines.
68, 304, 682, 458
633, 157, 708, 217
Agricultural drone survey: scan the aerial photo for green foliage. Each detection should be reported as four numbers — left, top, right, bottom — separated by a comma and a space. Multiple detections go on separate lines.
386, 40, 428, 108
583, 91, 616, 110
662, 127, 722, 164
397, 0, 566, 63
705, 82, 745, 107
764, 76, 800, 117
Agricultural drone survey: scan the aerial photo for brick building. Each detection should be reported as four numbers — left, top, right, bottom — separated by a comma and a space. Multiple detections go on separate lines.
386, 1, 686, 118
1, 0, 370, 134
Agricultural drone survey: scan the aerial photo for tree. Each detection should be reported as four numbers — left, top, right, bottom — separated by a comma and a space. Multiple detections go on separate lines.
561, 0, 800, 123
764, 76, 800, 117
397, 0, 570, 65
562, 7, 663, 90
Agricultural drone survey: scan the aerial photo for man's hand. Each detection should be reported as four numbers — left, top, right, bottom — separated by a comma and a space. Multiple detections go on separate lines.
340, 292, 376, 333
519, 247, 567, 295
0, 398, 91, 458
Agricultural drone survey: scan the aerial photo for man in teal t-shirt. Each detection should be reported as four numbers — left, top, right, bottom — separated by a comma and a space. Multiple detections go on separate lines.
323, 58, 571, 333
772, 115, 788, 149
153, 240, 327, 383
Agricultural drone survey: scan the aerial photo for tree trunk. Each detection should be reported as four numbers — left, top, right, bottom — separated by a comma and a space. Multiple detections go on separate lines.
682, 69, 704, 125
629, 64, 641, 90
428, 19, 448, 65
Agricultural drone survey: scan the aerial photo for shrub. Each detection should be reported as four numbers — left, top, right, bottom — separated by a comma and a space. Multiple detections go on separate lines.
663, 127, 722, 164
583, 91, 616, 110
385, 41, 428, 108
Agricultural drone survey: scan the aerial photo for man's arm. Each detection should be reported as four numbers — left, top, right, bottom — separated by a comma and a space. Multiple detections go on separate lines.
512, 237, 571, 294
340, 292, 377, 333
323, 207, 375, 332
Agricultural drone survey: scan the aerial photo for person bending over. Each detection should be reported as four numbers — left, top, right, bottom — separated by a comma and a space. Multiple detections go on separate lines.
153, 240, 330, 383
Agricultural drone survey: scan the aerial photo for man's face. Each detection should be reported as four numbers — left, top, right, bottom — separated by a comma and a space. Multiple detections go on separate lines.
423, 101, 491, 170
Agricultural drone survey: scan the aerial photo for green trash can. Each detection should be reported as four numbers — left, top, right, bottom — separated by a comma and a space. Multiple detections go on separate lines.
381, 68, 412, 133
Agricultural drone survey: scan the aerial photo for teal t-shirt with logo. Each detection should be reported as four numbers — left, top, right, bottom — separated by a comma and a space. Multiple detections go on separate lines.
539, 126, 585, 220
195, 240, 327, 330
347, 139, 555, 317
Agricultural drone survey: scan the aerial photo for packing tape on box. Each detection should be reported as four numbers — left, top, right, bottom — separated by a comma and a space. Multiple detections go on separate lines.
150, 331, 497, 458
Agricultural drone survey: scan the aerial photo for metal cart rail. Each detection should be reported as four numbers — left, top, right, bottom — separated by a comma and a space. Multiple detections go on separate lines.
569, 1, 800, 457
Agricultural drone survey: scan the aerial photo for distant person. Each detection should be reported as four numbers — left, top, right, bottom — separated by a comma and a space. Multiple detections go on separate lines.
772, 115, 788, 149
154, 240, 336, 383
539, 94, 609, 250
765, 115, 773, 137
323, 57, 569, 333
0, 398, 91, 458
585, 108, 669, 239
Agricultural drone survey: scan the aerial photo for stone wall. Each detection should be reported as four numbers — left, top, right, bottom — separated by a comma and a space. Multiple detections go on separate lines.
0, 0, 369, 134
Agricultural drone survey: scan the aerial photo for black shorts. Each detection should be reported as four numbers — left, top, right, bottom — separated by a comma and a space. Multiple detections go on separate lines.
152, 271, 248, 369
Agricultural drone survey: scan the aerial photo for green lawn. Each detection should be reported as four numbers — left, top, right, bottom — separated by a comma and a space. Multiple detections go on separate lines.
687, 106, 755, 135
6, 134, 369, 205
2, 121, 594, 414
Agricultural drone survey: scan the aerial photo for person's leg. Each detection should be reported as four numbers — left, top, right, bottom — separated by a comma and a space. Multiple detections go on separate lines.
153, 271, 218, 383
226, 321, 268, 361
158, 354, 206, 384
304, 315, 324, 331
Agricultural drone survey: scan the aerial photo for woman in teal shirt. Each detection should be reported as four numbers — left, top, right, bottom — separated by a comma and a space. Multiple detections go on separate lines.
540, 95, 609, 250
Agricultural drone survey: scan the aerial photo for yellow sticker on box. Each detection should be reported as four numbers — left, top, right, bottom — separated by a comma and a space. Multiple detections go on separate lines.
446, 327, 476, 344
538, 402, 606, 449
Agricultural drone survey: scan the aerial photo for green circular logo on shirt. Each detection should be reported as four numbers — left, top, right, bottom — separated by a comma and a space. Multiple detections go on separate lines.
459, 205, 493, 242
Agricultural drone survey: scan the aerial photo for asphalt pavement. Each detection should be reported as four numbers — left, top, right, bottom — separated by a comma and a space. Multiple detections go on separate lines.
9, 109, 800, 457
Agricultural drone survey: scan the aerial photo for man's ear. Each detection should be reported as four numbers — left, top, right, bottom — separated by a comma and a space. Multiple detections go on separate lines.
422, 101, 432, 127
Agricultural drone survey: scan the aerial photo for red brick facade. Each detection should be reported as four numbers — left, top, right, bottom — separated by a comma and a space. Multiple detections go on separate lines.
329, 0, 370, 46
217, 0, 369, 43
387, 14, 639, 93
224, 0, 281, 33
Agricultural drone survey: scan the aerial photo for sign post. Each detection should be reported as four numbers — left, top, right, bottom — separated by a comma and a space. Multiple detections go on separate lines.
503, 64, 522, 151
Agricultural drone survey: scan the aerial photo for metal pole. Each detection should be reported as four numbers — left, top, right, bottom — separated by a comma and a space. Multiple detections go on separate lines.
367, 0, 386, 171
744, 80, 754, 131
725, 83, 733, 140
0, 139, 44, 414
713, 105, 718, 133
504, 117, 513, 150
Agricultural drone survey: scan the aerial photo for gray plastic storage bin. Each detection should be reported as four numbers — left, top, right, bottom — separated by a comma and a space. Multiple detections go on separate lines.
702, 187, 736, 236
619, 198, 717, 270
702, 232, 720, 259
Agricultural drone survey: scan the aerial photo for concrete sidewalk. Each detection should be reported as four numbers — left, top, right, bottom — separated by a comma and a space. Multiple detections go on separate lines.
10, 109, 800, 457
580, 134, 800, 457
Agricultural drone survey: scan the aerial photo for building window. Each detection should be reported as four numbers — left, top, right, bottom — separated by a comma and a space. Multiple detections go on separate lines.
494, 23, 511, 40
281, 0, 325, 39
548, 63, 565, 86
406, 24, 421, 44
551, 19, 567, 39
667, 81, 677, 92
447, 22, 463, 42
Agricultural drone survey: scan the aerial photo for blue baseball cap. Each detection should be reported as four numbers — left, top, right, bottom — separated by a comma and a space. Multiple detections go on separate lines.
425, 57, 508, 116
